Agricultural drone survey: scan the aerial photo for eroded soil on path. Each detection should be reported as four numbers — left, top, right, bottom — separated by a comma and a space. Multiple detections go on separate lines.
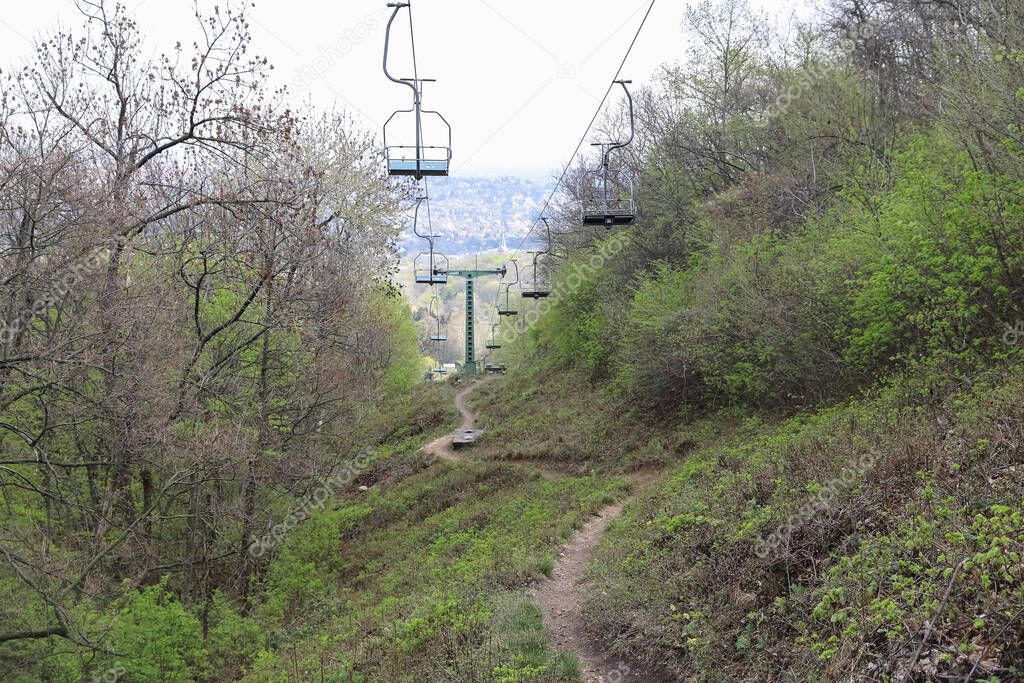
421, 382, 665, 681
421, 382, 478, 463
532, 470, 665, 683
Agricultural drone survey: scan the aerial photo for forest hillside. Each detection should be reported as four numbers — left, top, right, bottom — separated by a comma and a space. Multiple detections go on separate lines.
2, 0, 1024, 681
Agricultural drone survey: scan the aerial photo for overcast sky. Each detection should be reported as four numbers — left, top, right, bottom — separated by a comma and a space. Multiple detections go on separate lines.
0, 0, 813, 179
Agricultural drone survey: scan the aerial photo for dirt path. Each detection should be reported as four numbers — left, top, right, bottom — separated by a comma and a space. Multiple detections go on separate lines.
421, 381, 480, 463
422, 383, 662, 680
534, 470, 663, 683
533, 503, 635, 682
421, 380, 560, 478
453, 383, 476, 429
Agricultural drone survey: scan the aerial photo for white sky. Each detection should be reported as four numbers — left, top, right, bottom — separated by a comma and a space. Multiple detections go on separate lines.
0, 0, 813, 179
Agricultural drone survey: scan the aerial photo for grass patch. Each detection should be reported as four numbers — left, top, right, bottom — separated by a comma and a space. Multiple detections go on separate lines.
469, 367, 693, 473
241, 460, 629, 681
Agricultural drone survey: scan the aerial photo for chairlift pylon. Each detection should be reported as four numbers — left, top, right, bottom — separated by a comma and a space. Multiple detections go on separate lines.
581, 80, 637, 227
383, 2, 452, 179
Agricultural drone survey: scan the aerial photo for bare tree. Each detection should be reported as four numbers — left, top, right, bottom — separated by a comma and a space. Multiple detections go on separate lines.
0, 2, 405, 656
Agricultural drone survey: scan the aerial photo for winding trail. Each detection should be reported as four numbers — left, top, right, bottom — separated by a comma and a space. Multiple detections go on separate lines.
533, 470, 663, 683
421, 381, 478, 463
421, 380, 662, 682
532, 503, 636, 683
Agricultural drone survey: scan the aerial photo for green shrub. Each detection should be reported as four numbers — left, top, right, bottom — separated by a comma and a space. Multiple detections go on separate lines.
109, 578, 205, 682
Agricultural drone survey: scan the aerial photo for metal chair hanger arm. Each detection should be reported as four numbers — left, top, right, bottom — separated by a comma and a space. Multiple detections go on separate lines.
603, 80, 636, 163
383, 4, 417, 93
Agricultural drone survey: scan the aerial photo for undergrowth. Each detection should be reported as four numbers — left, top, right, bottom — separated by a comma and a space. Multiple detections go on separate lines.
580, 360, 1024, 681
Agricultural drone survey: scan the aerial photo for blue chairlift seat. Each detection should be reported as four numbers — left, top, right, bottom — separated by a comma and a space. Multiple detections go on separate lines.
387, 158, 450, 177
414, 251, 449, 285
383, 2, 452, 180
383, 109, 452, 179
416, 272, 448, 285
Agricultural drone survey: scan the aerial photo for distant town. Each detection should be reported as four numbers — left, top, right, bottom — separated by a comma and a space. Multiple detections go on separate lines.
398, 176, 551, 256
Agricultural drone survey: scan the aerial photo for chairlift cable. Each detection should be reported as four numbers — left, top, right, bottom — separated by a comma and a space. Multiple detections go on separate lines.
508, 0, 656, 262
423, 177, 434, 236
407, 0, 420, 84
407, 0, 425, 161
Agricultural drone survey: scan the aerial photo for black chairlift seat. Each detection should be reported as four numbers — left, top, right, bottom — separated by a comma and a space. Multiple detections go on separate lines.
485, 322, 502, 351
580, 81, 638, 227
521, 249, 551, 300
498, 308, 518, 317
430, 335, 447, 342
581, 194, 636, 225
582, 206, 636, 226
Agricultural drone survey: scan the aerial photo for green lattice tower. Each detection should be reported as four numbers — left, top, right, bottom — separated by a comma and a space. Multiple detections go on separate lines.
437, 266, 506, 375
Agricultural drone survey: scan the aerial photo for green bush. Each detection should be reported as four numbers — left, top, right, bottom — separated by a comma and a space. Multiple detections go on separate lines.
109, 578, 205, 682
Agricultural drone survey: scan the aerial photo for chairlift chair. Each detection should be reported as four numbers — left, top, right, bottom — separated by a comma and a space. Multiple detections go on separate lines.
431, 350, 448, 375
498, 287, 519, 316
497, 259, 520, 317
580, 80, 637, 227
521, 220, 552, 299
428, 297, 447, 342
485, 322, 501, 350
383, 2, 452, 180
414, 251, 449, 285
521, 251, 551, 300
409, 196, 449, 285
